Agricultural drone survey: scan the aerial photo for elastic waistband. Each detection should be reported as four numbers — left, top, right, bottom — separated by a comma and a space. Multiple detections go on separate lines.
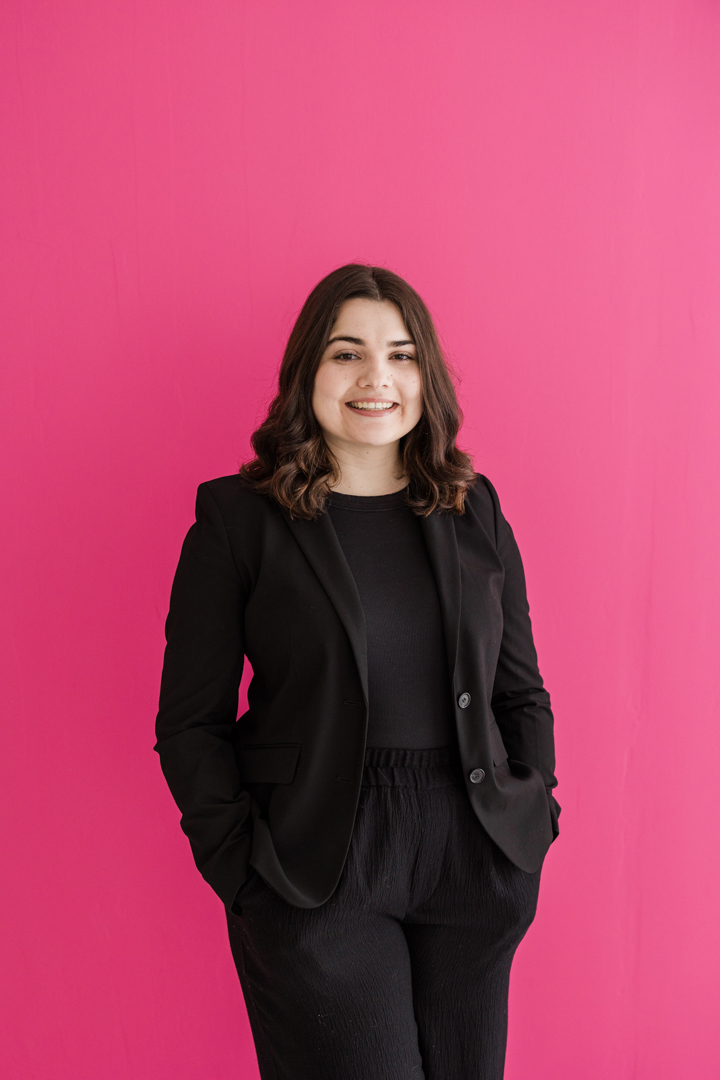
362, 746, 462, 789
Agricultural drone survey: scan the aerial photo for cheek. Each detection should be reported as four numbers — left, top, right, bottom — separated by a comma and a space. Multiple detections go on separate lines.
312, 368, 333, 407
404, 375, 424, 415
311, 391, 332, 432
312, 368, 346, 427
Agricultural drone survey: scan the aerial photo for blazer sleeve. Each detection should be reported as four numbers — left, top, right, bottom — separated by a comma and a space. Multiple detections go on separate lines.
480, 475, 561, 839
154, 482, 253, 906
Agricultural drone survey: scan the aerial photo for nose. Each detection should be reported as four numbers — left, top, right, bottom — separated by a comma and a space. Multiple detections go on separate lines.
358, 353, 392, 389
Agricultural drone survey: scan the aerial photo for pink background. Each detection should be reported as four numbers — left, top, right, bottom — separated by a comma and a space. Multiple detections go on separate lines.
2, 1, 719, 1077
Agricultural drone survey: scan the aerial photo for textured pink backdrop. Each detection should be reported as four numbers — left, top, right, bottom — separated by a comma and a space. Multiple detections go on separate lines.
2, 1, 720, 1077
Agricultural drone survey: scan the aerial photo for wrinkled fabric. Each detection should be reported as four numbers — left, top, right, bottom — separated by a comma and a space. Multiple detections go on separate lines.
227, 747, 541, 1080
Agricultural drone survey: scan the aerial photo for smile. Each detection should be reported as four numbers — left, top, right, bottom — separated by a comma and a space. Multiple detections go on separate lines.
346, 401, 398, 412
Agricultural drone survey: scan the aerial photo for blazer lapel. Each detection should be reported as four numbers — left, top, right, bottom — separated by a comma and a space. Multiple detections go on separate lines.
420, 510, 461, 686
280, 508, 369, 704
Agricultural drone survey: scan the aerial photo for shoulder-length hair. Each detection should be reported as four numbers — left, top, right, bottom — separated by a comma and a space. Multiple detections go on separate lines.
239, 264, 476, 518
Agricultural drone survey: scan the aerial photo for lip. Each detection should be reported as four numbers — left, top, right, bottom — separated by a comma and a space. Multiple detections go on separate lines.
345, 399, 400, 415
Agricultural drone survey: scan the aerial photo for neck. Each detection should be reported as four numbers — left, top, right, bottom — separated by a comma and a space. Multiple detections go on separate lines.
326, 439, 407, 496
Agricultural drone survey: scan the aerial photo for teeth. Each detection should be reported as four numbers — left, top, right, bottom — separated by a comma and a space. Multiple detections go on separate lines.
348, 401, 396, 410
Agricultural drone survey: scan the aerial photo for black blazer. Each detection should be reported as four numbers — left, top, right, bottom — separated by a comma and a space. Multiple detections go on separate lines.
155, 473, 560, 910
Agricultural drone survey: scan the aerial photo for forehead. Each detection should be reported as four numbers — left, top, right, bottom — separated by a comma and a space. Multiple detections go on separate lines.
330, 298, 411, 339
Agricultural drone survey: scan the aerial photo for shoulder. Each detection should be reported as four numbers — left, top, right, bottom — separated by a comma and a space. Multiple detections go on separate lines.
197, 473, 279, 523
194, 475, 283, 560
464, 472, 501, 525
194, 474, 283, 578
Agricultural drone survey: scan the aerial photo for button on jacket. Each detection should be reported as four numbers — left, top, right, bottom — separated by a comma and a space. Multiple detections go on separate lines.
155, 472, 560, 910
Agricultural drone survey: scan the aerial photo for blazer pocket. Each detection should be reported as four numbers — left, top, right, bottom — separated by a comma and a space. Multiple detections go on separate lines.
489, 722, 509, 767
238, 743, 301, 785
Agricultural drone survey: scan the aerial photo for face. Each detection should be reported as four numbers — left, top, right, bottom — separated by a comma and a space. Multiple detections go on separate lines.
312, 298, 423, 456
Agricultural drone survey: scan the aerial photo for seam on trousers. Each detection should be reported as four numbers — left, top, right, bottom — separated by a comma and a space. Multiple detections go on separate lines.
405, 790, 424, 901
417, 787, 462, 913
240, 920, 283, 1080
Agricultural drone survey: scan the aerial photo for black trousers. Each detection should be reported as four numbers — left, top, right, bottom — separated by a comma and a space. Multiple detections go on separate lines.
226, 747, 541, 1080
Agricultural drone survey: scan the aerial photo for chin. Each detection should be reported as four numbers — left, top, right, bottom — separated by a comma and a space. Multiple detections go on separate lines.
345, 419, 405, 440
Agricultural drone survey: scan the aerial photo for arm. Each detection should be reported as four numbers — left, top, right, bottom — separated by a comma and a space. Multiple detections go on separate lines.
481, 476, 561, 839
154, 482, 253, 906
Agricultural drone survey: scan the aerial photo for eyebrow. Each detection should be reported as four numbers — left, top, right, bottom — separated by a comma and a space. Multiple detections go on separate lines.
326, 336, 415, 348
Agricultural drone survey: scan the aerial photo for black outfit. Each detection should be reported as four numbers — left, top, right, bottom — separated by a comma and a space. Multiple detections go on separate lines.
155, 472, 559, 911
326, 488, 456, 748
156, 473, 560, 1077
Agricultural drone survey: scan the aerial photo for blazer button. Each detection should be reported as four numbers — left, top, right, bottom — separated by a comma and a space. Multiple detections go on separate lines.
457, 692, 471, 708
469, 768, 485, 784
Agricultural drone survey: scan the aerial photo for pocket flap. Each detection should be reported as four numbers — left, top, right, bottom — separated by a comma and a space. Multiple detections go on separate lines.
489, 723, 509, 766
238, 743, 301, 784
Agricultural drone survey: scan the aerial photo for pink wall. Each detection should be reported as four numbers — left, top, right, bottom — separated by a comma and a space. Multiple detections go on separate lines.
2, 1, 719, 1076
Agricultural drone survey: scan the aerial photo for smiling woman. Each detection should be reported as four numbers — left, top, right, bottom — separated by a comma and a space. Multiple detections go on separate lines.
239, 264, 477, 514
155, 264, 560, 1080
311, 297, 424, 491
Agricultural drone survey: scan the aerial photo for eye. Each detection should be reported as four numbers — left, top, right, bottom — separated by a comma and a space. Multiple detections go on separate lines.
333, 351, 359, 361
392, 352, 415, 362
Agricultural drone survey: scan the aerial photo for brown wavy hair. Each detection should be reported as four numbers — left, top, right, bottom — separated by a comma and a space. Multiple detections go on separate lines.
239, 264, 476, 518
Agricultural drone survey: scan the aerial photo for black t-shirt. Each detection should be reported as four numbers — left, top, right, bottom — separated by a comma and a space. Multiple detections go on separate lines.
327, 488, 456, 749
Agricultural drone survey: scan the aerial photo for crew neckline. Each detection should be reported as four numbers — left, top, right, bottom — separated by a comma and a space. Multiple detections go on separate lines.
328, 487, 410, 512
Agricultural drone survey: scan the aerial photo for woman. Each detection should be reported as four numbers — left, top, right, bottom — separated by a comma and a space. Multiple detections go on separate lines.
155, 264, 560, 1080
